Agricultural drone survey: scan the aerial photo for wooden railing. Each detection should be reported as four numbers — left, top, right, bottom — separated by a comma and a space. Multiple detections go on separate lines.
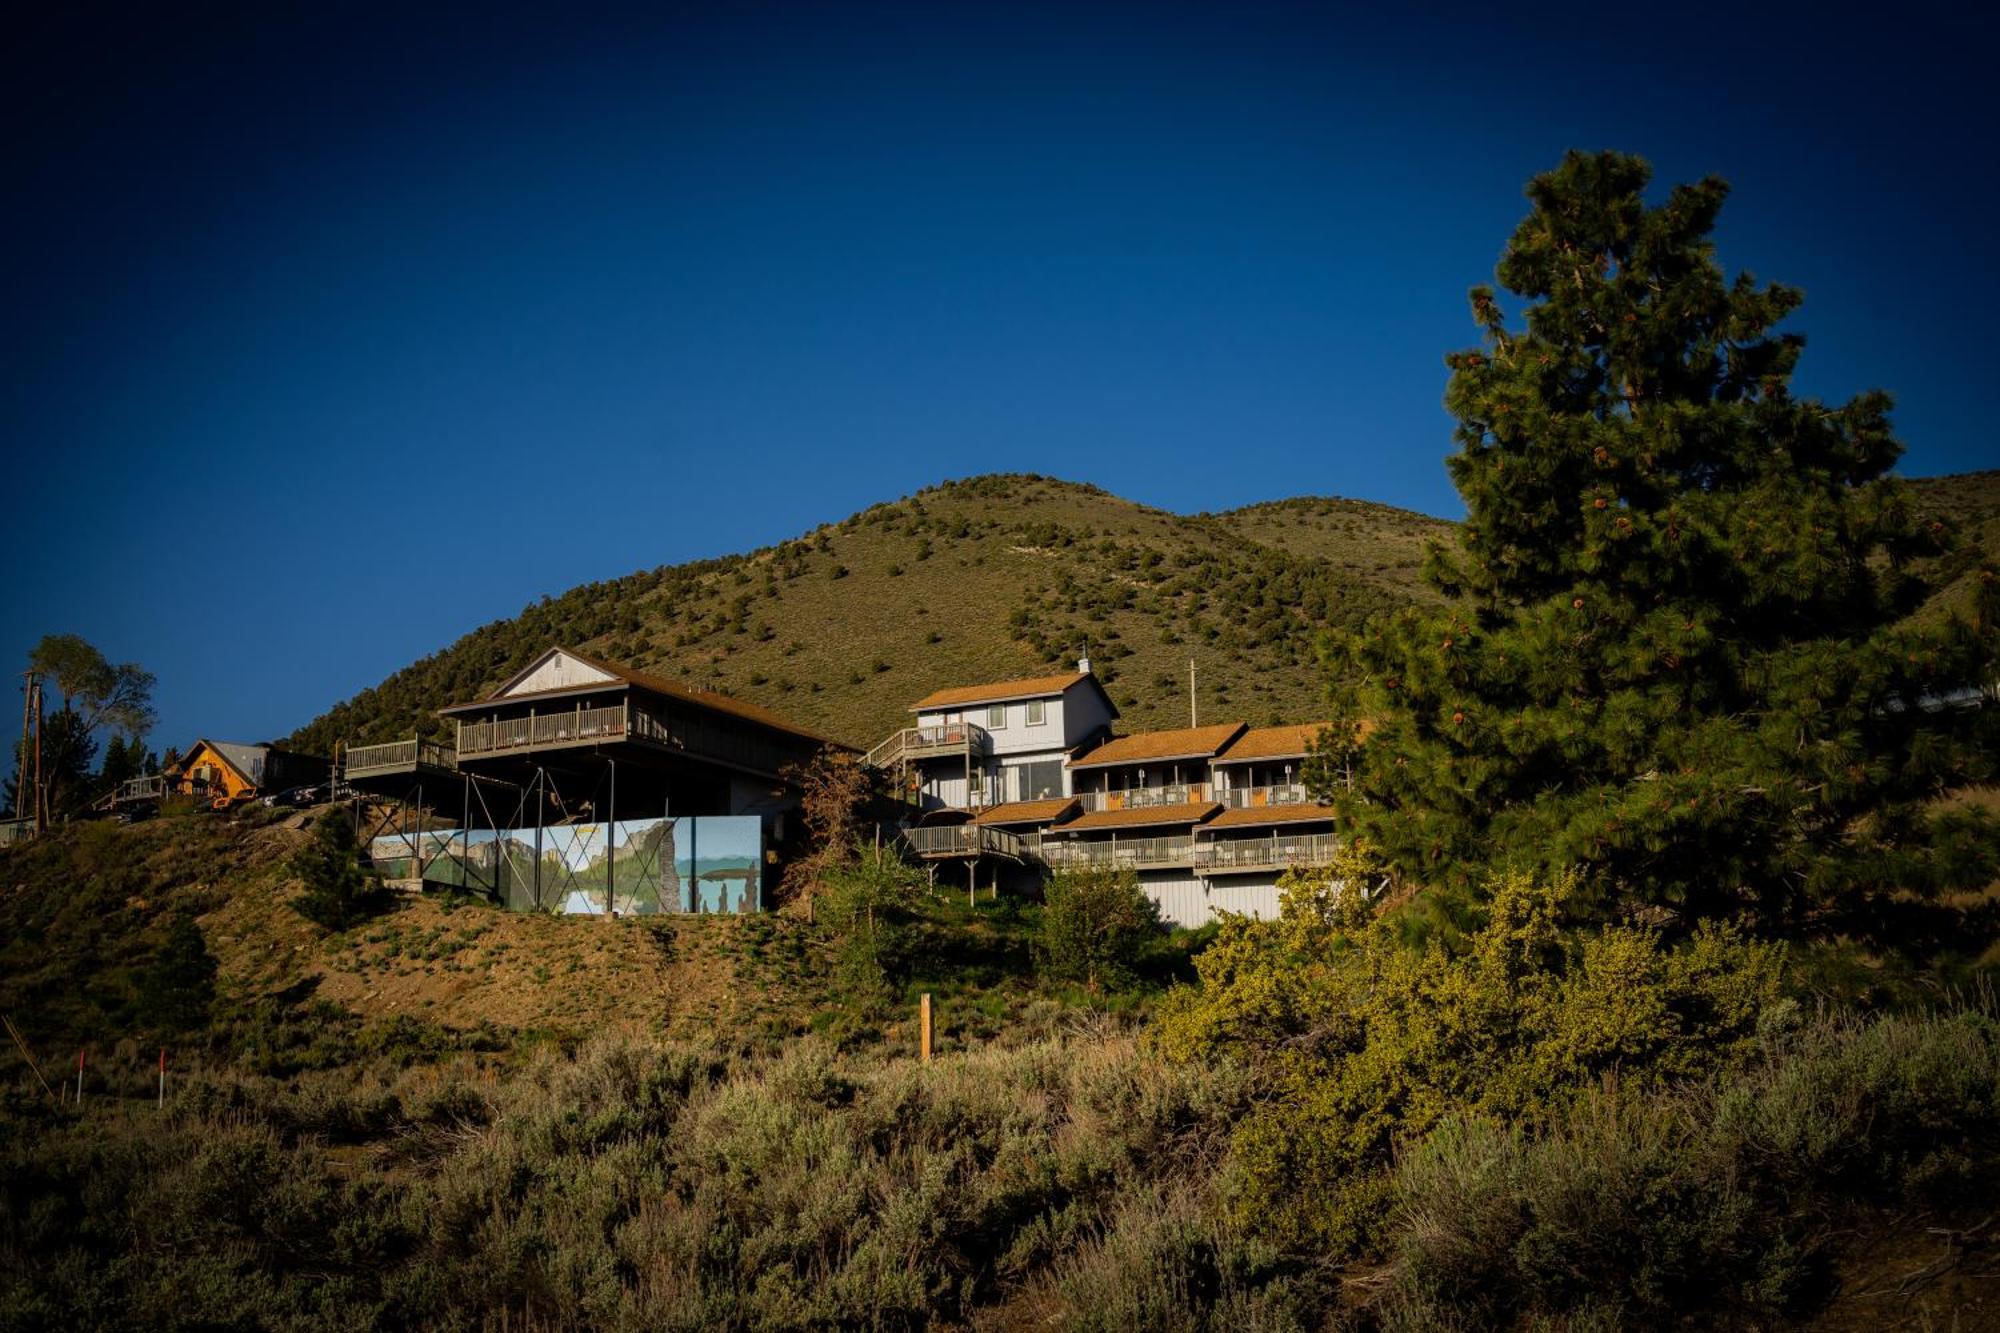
1195, 831, 1340, 871
457, 704, 627, 758
345, 738, 458, 775
1219, 782, 1311, 810
1074, 783, 1209, 813
903, 824, 1028, 860
1042, 834, 1196, 869
866, 722, 989, 769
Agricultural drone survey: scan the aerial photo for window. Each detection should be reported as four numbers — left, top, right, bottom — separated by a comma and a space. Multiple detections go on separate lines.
1025, 699, 1046, 726
987, 704, 1007, 729
1018, 759, 1063, 799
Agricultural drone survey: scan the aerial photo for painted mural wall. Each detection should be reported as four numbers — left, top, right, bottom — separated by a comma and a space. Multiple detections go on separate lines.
368, 815, 763, 915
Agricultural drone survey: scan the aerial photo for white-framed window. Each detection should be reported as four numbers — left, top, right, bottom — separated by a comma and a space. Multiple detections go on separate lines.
1025, 699, 1046, 726
987, 704, 1007, 729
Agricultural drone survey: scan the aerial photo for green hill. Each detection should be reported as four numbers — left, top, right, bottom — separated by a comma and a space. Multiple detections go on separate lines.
289, 469, 1998, 756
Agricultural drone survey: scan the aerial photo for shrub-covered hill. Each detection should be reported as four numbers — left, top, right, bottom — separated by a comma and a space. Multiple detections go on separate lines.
289, 470, 1997, 756
288, 473, 1455, 755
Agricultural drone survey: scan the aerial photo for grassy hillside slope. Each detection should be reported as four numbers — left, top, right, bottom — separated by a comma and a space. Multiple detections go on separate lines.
290, 470, 1996, 756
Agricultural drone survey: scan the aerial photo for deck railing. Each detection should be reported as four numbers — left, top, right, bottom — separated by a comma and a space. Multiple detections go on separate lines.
903, 824, 1028, 860
1219, 782, 1311, 810
866, 721, 990, 769
114, 774, 174, 802
1195, 831, 1341, 871
1042, 834, 1196, 869
1074, 783, 1209, 813
345, 738, 458, 776
457, 704, 628, 758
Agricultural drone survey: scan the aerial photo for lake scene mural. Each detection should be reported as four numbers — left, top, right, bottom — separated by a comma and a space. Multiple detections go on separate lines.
367, 816, 763, 914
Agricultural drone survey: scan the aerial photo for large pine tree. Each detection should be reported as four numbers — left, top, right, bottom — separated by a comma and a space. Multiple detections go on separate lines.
1321, 150, 1998, 939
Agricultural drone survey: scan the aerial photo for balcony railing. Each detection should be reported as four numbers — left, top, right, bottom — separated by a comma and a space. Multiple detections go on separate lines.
903, 824, 1029, 860
866, 722, 990, 769
1195, 831, 1341, 872
1042, 834, 1196, 869
345, 738, 458, 776
1219, 782, 1312, 810
457, 704, 629, 758
114, 774, 174, 802
1074, 783, 1210, 813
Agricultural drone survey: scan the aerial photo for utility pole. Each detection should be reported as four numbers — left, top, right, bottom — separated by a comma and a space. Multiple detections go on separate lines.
19, 671, 44, 834
1188, 657, 1197, 729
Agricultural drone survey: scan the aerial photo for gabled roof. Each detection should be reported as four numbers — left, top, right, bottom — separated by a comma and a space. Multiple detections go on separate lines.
1213, 723, 1325, 765
970, 797, 1079, 827
1067, 723, 1246, 770
181, 739, 268, 787
441, 647, 849, 749
1052, 802, 1222, 832
912, 670, 1119, 718
1203, 804, 1339, 830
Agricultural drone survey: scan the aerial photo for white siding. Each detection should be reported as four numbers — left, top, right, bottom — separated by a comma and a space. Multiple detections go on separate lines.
500, 650, 619, 696
1139, 872, 1283, 928
1139, 871, 1208, 929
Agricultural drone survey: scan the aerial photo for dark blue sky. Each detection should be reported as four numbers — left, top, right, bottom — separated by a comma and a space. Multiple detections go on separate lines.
3, 1, 1994, 763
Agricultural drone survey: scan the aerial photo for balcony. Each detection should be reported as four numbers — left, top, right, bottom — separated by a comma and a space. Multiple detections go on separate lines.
1219, 782, 1312, 810
903, 824, 1030, 861
1195, 831, 1341, 873
1042, 834, 1196, 870
457, 704, 628, 759
1074, 783, 1210, 813
866, 721, 990, 769
345, 738, 458, 779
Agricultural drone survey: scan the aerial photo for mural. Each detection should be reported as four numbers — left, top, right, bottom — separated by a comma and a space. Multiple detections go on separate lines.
367, 815, 763, 914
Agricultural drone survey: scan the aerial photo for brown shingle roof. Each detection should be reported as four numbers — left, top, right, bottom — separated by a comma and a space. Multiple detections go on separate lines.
1067, 723, 1246, 770
911, 673, 1091, 712
1214, 723, 1326, 764
1204, 804, 1340, 830
1053, 802, 1221, 832
970, 797, 1079, 827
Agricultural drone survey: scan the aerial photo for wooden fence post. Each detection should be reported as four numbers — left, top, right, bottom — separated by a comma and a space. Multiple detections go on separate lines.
919, 993, 934, 1065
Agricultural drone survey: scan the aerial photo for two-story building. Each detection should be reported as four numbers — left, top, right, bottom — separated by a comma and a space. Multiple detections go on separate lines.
867, 659, 1117, 812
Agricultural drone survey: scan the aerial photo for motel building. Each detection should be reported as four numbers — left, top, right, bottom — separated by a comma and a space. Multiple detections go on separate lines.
870, 659, 1340, 927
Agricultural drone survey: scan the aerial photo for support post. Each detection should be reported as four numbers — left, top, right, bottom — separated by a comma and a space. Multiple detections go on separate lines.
605, 758, 617, 917
967, 859, 975, 909
919, 993, 933, 1064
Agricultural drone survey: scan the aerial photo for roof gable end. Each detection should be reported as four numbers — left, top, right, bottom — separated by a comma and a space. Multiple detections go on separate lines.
491, 648, 622, 699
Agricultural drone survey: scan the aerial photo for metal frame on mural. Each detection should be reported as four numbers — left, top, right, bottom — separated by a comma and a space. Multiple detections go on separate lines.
355, 754, 713, 915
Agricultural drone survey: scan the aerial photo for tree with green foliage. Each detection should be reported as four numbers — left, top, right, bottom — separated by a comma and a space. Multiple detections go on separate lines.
818, 842, 935, 997
140, 912, 218, 1032
1318, 150, 1999, 939
15, 634, 156, 819
291, 810, 377, 931
1036, 865, 1161, 993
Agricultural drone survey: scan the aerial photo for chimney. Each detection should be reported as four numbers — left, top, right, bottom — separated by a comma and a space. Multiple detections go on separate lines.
1077, 655, 1092, 676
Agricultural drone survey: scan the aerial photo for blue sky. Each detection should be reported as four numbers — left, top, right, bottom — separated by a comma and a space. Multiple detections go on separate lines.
3, 1, 1994, 764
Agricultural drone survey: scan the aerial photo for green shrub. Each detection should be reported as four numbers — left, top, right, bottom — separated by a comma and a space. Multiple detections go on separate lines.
1387, 1008, 2000, 1326
1156, 856, 1785, 1253
289, 809, 377, 931
137, 912, 216, 1033
817, 843, 938, 999
1037, 865, 1162, 993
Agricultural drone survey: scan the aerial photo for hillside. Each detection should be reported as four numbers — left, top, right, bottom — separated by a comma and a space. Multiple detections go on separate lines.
290, 469, 1998, 756
291, 474, 1456, 753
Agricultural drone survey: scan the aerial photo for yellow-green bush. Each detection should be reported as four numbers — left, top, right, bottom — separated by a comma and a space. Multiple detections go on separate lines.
1156, 854, 1785, 1253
